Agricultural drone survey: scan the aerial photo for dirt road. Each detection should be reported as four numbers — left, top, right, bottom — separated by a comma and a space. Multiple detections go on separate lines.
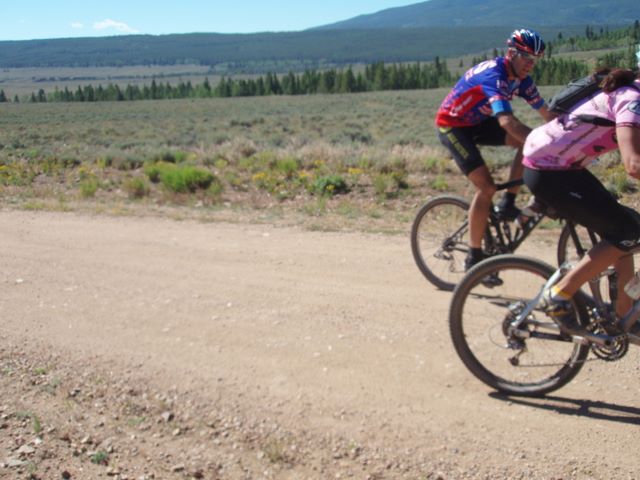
2, 210, 640, 479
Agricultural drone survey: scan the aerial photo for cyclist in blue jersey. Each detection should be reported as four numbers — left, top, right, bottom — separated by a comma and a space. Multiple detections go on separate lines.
435, 29, 556, 274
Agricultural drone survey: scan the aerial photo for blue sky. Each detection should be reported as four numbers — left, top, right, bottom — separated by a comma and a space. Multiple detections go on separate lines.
1, 1, 420, 41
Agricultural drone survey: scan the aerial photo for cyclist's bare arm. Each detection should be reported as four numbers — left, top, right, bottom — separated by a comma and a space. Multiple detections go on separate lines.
497, 112, 531, 146
618, 126, 640, 180
537, 104, 557, 122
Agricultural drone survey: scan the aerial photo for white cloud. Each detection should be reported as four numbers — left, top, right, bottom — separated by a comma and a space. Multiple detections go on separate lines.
70, 22, 84, 29
93, 19, 139, 34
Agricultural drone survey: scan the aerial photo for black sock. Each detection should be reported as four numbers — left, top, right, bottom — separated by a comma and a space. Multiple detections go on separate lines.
468, 247, 483, 261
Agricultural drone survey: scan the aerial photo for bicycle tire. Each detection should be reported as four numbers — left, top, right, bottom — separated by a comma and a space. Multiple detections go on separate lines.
449, 254, 590, 396
410, 195, 471, 291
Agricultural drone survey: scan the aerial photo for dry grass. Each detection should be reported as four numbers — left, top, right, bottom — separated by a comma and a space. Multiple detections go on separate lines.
1, 86, 634, 233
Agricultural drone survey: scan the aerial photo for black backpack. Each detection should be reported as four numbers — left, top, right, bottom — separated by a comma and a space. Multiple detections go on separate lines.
547, 73, 615, 127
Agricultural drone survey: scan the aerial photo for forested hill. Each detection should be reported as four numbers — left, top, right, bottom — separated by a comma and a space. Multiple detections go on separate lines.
0, 26, 590, 70
1, 0, 636, 72
317, 0, 637, 29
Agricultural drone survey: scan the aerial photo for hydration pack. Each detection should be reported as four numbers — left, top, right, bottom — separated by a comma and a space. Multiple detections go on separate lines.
548, 73, 605, 114
548, 73, 616, 127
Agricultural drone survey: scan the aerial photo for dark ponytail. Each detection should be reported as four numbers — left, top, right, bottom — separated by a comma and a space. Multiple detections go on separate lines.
594, 67, 638, 93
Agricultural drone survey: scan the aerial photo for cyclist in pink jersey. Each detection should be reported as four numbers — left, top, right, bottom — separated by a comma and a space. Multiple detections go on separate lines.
436, 28, 556, 273
523, 67, 640, 335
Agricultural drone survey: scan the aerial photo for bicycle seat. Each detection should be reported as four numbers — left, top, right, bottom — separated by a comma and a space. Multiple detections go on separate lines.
525, 197, 560, 220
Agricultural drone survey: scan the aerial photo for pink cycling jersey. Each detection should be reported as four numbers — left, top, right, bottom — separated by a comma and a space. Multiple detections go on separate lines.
523, 80, 640, 170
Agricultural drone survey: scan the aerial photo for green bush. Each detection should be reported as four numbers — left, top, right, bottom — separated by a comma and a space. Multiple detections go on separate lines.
373, 172, 408, 198
207, 178, 224, 197
0, 163, 36, 186
313, 175, 349, 196
113, 156, 144, 171
430, 175, 449, 191
90, 450, 109, 465
423, 157, 448, 174
160, 165, 215, 193
151, 150, 189, 164
124, 177, 150, 199
143, 162, 216, 193
275, 157, 300, 179
143, 161, 167, 183
80, 178, 99, 198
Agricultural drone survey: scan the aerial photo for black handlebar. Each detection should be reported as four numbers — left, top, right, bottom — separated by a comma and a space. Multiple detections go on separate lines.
495, 179, 525, 191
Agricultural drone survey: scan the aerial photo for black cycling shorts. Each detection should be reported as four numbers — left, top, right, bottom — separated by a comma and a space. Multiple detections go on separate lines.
437, 117, 507, 175
524, 167, 640, 252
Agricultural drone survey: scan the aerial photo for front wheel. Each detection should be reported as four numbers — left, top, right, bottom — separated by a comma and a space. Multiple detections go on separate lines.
410, 195, 471, 291
449, 255, 590, 396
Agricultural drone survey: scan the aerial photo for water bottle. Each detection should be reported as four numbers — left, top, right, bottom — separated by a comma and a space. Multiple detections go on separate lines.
624, 271, 640, 300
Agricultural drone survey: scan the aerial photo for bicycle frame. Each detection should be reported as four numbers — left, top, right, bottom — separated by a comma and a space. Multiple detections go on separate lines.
484, 178, 544, 256
507, 262, 616, 348
484, 210, 544, 256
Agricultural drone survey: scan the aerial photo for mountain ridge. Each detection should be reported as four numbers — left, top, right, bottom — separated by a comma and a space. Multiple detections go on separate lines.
316, 0, 636, 29
0, 26, 592, 70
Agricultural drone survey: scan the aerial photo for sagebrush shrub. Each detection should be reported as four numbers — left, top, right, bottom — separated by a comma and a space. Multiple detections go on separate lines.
313, 175, 349, 196
124, 177, 150, 199
160, 165, 214, 193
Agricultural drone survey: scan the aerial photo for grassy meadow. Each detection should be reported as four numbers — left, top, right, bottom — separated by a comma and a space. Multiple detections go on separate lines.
0, 85, 634, 232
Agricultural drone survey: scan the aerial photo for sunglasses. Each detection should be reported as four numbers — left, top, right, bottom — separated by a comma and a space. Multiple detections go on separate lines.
516, 50, 543, 64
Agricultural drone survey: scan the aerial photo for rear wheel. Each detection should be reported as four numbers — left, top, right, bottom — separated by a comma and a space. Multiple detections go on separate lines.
449, 255, 589, 396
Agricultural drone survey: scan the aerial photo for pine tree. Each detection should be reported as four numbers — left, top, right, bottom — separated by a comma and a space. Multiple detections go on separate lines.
75, 86, 85, 102
85, 84, 95, 102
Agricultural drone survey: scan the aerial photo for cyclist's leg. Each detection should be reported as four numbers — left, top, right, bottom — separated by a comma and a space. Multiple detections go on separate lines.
558, 241, 627, 298
481, 119, 521, 218
525, 167, 640, 315
504, 134, 524, 196
615, 207, 640, 318
437, 126, 495, 262
467, 165, 496, 250
614, 254, 634, 317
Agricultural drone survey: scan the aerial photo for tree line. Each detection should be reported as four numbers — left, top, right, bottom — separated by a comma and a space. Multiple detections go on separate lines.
3, 56, 617, 104
1, 60, 455, 103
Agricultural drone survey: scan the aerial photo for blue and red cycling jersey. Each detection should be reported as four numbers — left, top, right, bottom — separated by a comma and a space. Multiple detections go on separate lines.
435, 57, 545, 128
